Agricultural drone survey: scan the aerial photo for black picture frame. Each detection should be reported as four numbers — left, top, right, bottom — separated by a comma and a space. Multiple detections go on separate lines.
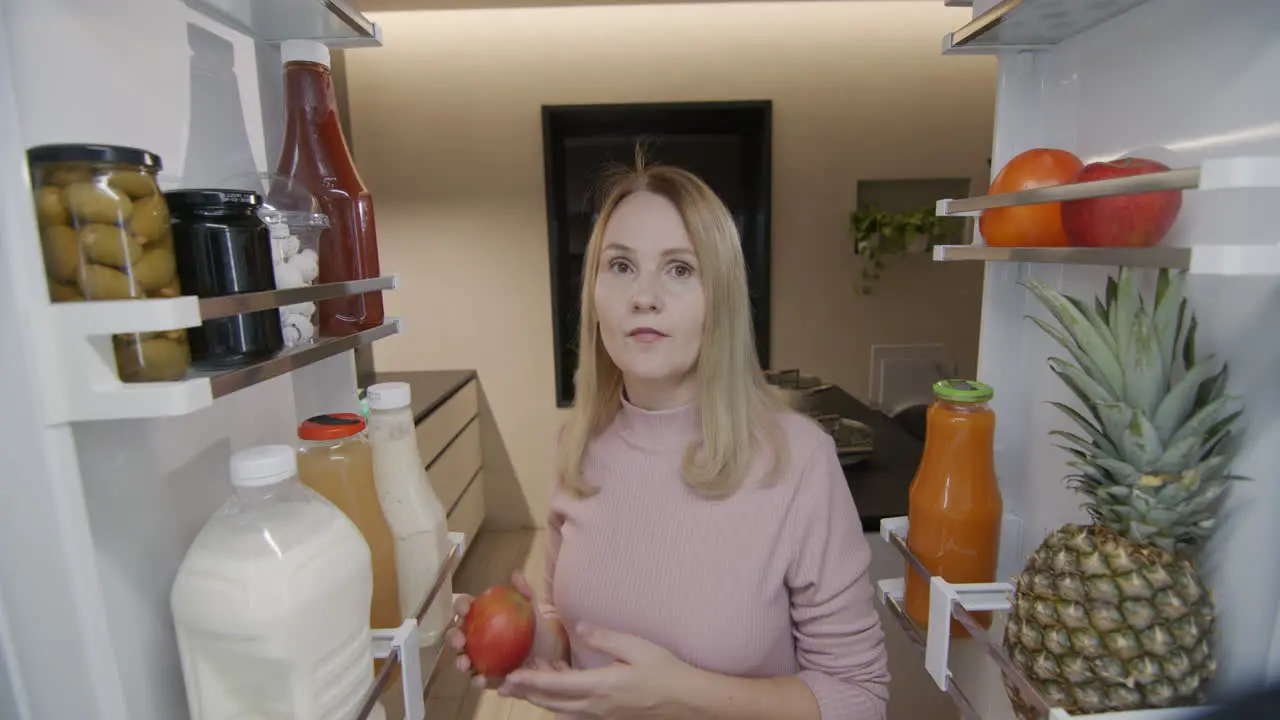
542, 100, 773, 408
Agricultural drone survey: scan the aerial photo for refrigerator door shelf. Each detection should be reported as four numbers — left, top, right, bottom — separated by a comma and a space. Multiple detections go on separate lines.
931, 244, 1280, 277
943, 0, 1155, 54
366, 532, 467, 720
936, 155, 1280, 217
28, 297, 402, 425
878, 516, 1213, 720
182, 0, 383, 48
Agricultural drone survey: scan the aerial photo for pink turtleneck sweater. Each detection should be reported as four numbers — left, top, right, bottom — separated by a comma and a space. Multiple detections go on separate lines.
542, 398, 890, 719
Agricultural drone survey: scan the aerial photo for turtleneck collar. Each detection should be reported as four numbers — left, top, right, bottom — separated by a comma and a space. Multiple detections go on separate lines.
614, 392, 701, 450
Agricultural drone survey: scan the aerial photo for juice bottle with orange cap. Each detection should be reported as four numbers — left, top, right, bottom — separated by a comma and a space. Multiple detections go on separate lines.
297, 414, 402, 645
903, 379, 1003, 637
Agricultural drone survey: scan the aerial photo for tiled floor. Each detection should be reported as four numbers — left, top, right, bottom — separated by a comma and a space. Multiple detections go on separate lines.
425, 529, 556, 720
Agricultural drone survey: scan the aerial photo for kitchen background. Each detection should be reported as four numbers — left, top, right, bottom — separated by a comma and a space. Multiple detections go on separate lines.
345, 0, 992, 529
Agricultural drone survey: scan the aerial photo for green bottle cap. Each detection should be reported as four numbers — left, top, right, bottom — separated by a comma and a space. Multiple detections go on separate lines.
932, 378, 994, 403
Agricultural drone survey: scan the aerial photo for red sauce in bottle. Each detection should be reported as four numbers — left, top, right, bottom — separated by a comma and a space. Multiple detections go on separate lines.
276, 42, 383, 335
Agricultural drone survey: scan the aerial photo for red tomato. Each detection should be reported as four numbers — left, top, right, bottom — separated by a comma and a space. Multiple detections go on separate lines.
463, 585, 535, 677
979, 148, 1083, 247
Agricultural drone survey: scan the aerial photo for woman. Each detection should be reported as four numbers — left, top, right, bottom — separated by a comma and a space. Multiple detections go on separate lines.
447, 157, 890, 719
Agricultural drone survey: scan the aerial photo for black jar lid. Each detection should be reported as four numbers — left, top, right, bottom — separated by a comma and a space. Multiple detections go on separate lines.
164, 189, 263, 212
27, 144, 163, 170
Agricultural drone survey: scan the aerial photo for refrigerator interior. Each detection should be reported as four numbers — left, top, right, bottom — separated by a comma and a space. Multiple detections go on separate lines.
0, 0, 368, 717
2, 0, 1279, 719
969, 0, 1280, 708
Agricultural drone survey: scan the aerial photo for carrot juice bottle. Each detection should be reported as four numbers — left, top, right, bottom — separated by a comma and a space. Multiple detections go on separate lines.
903, 379, 1003, 637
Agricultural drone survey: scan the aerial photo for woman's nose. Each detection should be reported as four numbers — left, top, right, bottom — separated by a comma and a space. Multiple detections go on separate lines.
630, 273, 661, 311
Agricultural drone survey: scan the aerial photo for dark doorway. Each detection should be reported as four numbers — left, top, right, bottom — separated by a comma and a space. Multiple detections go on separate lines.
542, 101, 772, 408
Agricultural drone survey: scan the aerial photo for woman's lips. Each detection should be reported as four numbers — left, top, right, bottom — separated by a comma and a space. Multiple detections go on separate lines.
627, 328, 667, 343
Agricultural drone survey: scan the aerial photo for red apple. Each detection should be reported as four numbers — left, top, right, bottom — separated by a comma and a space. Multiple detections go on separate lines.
462, 585, 535, 677
1061, 157, 1183, 248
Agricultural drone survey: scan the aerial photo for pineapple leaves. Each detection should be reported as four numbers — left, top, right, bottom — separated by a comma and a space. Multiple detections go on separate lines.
1048, 401, 1119, 457
1122, 301, 1164, 421
1021, 267, 1248, 554
1168, 395, 1236, 450
1096, 402, 1163, 470
1029, 317, 1117, 397
1153, 270, 1186, 375
1066, 294, 1118, 358
1152, 358, 1217, 443
1048, 357, 1118, 409
1024, 279, 1124, 398
1111, 269, 1138, 363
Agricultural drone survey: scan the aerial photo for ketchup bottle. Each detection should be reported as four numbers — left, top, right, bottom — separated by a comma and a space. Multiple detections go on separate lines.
276, 40, 384, 336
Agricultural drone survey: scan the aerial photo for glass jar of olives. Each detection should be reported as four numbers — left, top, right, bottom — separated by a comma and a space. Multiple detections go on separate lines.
27, 144, 192, 383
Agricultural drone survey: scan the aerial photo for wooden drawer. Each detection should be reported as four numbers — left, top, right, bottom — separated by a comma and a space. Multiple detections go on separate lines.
448, 471, 485, 562
427, 418, 481, 512
415, 379, 478, 467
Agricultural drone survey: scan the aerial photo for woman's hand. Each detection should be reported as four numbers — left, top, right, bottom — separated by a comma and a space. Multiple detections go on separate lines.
446, 571, 568, 688
495, 623, 697, 719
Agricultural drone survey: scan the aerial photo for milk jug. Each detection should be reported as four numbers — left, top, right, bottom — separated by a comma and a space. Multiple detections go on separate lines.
366, 382, 452, 645
171, 444, 387, 719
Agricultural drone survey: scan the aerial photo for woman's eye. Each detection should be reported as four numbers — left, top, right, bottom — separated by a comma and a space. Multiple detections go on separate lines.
608, 258, 632, 274
670, 263, 694, 279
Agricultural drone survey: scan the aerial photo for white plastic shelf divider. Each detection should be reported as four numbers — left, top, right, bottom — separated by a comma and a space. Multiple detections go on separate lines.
936, 156, 1280, 217
359, 532, 466, 720
183, 0, 383, 48
942, 0, 1154, 54
877, 517, 1212, 720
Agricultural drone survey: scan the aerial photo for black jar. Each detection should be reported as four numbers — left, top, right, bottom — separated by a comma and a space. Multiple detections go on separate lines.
166, 189, 284, 367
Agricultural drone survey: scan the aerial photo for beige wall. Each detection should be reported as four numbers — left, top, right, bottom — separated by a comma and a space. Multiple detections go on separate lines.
345, 0, 995, 529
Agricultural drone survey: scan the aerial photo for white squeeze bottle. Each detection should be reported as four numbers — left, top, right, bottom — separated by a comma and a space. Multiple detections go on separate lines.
365, 382, 452, 645
171, 445, 386, 720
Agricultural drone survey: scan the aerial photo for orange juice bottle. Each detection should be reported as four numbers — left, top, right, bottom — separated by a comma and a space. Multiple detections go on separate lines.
903, 379, 1002, 637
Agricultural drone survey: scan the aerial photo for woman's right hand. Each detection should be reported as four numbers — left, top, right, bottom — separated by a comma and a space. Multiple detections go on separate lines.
446, 570, 569, 688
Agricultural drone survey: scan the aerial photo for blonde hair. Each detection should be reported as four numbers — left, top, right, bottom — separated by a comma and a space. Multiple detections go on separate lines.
558, 153, 789, 500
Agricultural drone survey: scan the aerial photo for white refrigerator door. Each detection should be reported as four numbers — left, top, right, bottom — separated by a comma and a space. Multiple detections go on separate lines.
974, 0, 1280, 703
0, 1, 364, 718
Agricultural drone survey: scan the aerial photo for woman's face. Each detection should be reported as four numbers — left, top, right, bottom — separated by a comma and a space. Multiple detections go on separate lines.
594, 191, 706, 402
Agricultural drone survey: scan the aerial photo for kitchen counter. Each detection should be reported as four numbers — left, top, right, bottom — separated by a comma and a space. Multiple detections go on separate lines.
367, 369, 477, 424
364, 372, 916, 532
807, 385, 922, 532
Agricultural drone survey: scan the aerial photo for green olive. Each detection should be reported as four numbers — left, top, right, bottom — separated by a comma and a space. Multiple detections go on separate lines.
128, 193, 169, 243
65, 182, 133, 225
41, 225, 80, 283
45, 166, 93, 187
132, 247, 177, 290
106, 170, 156, 199
49, 283, 84, 303
79, 223, 143, 268
132, 337, 190, 381
35, 186, 69, 227
78, 263, 142, 300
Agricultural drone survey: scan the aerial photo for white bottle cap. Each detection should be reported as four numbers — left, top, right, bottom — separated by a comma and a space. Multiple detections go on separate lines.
365, 382, 412, 411
280, 40, 331, 68
230, 445, 298, 488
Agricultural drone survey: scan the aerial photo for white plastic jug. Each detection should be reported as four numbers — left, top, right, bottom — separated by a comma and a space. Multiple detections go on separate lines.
171, 444, 387, 719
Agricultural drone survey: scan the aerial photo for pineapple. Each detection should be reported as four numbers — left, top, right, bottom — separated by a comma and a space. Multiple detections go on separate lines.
1003, 267, 1245, 717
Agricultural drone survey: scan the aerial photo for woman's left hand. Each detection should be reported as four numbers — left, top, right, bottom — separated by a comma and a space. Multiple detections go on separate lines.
497, 624, 695, 718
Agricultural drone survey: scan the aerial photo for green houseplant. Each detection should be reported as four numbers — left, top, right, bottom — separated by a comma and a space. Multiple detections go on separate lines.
849, 206, 965, 294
